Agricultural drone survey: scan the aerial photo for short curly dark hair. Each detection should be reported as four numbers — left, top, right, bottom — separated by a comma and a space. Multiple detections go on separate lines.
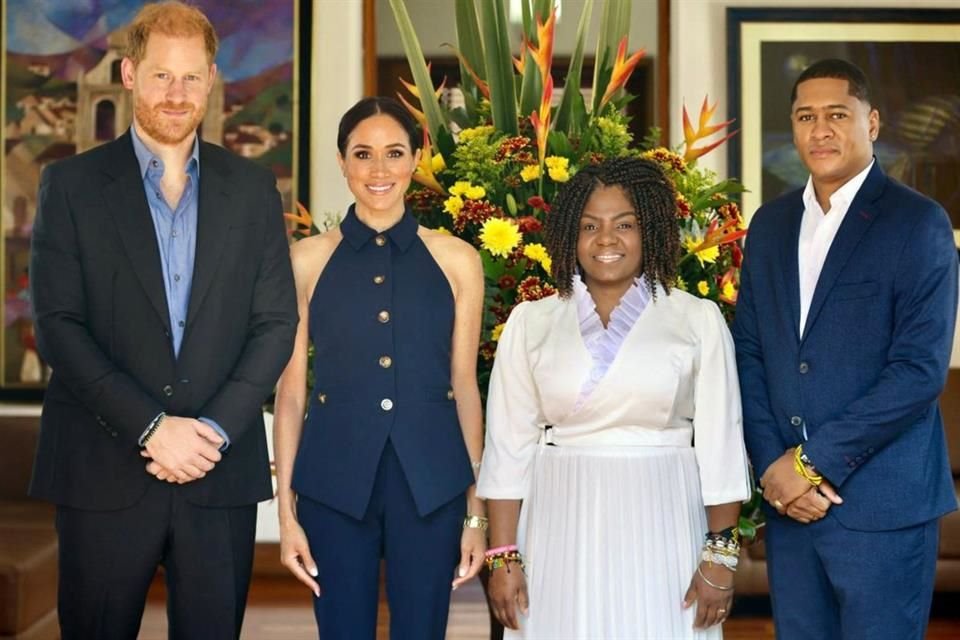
545, 157, 680, 299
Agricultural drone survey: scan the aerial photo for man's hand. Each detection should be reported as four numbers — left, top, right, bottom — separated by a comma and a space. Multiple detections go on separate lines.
760, 448, 814, 513
785, 479, 843, 523
141, 416, 224, 483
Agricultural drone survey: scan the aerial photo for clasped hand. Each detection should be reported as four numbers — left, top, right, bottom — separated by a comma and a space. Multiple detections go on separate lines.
140, 416, 224, 483
760, 449, 842, 522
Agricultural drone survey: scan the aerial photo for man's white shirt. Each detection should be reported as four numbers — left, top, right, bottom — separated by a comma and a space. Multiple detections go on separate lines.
798, 160, 874, 337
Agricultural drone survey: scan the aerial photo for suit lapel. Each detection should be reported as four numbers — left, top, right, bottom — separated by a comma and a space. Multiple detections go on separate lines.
801, 162, 885, 343
186, 143, 233, 327
102, 132, 171, 333
780, 200, 804, 342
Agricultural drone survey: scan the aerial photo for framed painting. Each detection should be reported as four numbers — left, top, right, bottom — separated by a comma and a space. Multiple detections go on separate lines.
0, 0, 310, 395
726, 7, 960, 243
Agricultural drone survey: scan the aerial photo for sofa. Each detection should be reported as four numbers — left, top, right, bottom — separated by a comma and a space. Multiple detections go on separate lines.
734, 368, 960, 594
0, 416, 58, 640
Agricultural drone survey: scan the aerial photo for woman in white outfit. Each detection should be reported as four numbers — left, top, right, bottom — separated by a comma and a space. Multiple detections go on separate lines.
478, 157, 752, 639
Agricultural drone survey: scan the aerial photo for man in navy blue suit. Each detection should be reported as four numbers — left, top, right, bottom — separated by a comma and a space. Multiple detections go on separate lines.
734, 58, 958, 639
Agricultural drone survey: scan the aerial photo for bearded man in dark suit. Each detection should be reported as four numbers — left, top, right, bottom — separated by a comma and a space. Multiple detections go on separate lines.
28, 2, 297, 638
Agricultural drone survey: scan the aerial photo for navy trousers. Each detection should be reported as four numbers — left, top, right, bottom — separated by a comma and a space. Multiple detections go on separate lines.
765, 512, 938, 640
55, 481, 257, 640
299, 440, 465, 640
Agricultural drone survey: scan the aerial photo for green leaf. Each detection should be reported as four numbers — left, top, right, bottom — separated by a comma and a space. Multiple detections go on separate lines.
518, 53, 543, 122
455, 0, 486, 99
521, 0, 534, 41
555, 0, 592, 133
533, 0, 553, 23
591, 0, 631, 113
388, 0, 448, 143
479, 0, 520, 135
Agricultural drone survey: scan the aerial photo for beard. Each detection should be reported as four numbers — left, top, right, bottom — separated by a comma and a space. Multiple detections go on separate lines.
134, 95, 206, 146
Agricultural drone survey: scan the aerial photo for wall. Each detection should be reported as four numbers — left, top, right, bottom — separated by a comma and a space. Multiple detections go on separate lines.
309, 0, 365, 224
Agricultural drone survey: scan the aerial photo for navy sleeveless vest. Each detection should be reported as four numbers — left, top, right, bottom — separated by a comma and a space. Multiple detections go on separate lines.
291, 206, 473, 519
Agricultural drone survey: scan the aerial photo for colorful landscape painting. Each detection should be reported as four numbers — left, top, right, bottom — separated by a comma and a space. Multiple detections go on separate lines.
1, 0, 299, 389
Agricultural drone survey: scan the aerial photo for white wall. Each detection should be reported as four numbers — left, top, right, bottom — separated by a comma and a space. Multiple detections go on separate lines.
377, 0, 658, 58
310, 0, 365, 224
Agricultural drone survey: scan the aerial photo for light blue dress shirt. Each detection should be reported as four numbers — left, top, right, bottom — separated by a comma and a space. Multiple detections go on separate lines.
131, 126, 230, 449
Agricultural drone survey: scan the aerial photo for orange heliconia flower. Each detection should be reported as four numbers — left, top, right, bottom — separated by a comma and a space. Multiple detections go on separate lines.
598, 37, 644, 111
683, 96, 738, 163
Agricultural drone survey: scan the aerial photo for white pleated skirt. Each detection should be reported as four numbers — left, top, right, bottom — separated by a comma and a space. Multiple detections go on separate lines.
507, 444, 723, 640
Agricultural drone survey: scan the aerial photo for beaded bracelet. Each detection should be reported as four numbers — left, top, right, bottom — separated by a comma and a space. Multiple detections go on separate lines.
702, 549, 739, 571
485, 544, 518, 558
793, 445, 823, 487
485, 550, 525, 573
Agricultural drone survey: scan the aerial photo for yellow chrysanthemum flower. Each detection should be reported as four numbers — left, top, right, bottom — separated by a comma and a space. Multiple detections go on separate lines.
465, 185, 487, 200
548, 166, 571, 182
491, 323, 506, 342
444, 195, 464, 217
458, 125, 495, 142
722, 281, 736, 299
697, 280, 710, 296
683, 236, 720, 265
431, 153, 446, 173
520, 164, 541, 182
479, 218, 522, 258
449, 181, 472, 197
523, 243, 552, 273
544, 156, 569, 171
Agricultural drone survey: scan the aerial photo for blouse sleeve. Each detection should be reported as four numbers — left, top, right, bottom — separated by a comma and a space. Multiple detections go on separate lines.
693, 299, 753, 506
476, 302, 544, 500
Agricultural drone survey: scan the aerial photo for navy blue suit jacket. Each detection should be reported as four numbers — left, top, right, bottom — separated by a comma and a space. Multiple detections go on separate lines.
733, 161, 958, 531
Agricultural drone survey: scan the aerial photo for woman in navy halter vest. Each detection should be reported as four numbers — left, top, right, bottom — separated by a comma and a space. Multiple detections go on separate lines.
272, 97, 488, 639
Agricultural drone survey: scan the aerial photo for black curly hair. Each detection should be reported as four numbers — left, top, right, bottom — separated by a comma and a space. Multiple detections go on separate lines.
545, 156, 680, 299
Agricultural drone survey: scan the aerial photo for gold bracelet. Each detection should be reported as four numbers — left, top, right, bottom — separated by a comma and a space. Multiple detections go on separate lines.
697, 564, 734, 591
793, 446, 823, 486
463, 514, 489, 531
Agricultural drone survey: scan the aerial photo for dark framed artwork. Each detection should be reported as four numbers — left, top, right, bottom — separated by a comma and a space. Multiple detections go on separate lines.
0, 0, 310, 395
726, 7, 960, 246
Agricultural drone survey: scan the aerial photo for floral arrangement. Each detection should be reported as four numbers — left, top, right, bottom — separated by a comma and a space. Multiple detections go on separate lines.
388, 0, 747, 393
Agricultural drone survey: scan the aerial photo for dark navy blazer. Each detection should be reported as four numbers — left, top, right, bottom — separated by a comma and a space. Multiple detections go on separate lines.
733, 161, 959, 531
292, 206, 473, 520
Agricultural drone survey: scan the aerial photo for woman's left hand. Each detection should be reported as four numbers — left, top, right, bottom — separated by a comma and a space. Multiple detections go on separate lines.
683, 561, 734, 629
452, 526, 486, 589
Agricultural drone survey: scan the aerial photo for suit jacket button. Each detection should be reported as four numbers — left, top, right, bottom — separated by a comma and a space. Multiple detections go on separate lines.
317, 392, 327, 404
447, 389, 455, 400
380, 398, 394, 411
373, 275, 385, 285
377, 310, 390, 323
379, 356, 393, 368
790, 416, 802, 427
375, 235, 387, 247
799, 362, 809, 374
162, 384, 174, 397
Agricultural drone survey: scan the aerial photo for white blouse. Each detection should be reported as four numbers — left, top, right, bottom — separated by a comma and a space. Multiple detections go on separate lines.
477, 287, 752, 507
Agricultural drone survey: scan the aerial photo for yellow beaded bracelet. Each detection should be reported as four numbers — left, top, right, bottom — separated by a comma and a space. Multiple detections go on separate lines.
793, 446, 823, 486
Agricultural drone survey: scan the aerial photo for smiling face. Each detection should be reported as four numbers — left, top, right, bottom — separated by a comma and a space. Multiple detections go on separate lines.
576, 184, 644, 293
791, 77, 879, 200
122, 33, 215, 148
337, 113, 420, 220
